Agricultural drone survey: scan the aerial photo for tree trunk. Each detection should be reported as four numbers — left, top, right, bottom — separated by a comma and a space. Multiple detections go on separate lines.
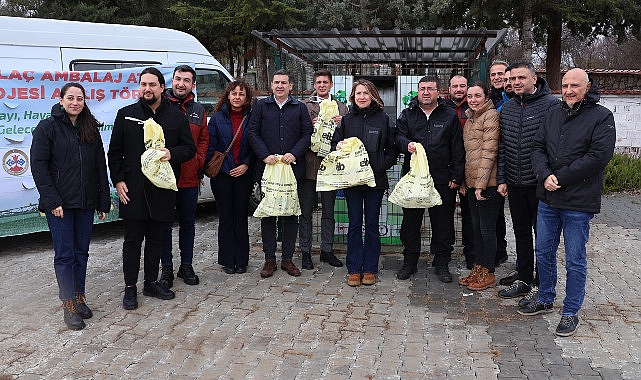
522, 0, 534, 60
545, 12, 562, 91
256, 38, 268, 92
227, 38, 234, 77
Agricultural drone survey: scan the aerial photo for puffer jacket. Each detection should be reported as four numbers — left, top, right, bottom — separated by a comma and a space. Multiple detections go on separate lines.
396, 97, 465, 185
303, 92, 349, 180
463, 99, 500, 189
163, 88, 208, 188
531, 79, 616, 214
331, 103, 399, 189
497, 77, 559, 186
31, 103, 110, 213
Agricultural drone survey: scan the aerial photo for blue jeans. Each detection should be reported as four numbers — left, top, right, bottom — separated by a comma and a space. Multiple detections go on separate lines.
536, 201, 593, 316
46, 208, 95, 301
161, 186, 198, 266
343, 186, 384, 274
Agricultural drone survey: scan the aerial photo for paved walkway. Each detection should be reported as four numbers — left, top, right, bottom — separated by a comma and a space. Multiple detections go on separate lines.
1, 193, 640, 379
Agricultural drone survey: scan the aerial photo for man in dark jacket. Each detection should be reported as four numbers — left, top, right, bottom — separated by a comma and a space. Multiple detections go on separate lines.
395, 75, 466, 283
518, 69, 615, 337
497, 61, 560, 303
299, 69, 349, 270
108, 67, 196, 310
159, 65, 208, 288
246, 69, 313, 278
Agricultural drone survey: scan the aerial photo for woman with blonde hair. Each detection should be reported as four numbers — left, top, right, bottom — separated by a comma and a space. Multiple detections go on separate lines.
332, 79, 398, 286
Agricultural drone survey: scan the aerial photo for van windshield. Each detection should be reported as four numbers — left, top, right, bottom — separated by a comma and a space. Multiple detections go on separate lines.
196, 70, 230, 114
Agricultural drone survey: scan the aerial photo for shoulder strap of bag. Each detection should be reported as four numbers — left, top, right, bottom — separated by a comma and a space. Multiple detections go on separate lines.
222, 115, 247, 156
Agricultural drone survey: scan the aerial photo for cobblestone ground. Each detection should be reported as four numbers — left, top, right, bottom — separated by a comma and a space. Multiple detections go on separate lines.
0, 193, 640, 379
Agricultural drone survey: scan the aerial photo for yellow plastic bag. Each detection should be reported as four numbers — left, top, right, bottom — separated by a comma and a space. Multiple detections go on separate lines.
388, 143, 441, 208
140, 118, 177, 191
253, 158, 301, 218
310, 99, 339, 157
316, 137, 376, 191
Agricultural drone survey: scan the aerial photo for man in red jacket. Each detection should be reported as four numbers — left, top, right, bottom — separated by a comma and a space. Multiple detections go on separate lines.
159, 65, 209, 288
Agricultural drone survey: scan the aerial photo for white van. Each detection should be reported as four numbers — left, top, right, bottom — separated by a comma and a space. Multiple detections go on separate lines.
0, 16, 233, 236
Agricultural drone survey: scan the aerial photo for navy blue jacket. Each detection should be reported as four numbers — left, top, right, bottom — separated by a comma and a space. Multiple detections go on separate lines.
245, 94, 312, 180
332, 104, 398, 189
396, 97, 465, 186
532, 80, 615, 214
31, 104, 111, 214
205, 103, 254, 175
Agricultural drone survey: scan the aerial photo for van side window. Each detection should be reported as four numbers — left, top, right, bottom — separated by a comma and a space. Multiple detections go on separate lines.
70, 60, 162, 71
195, 70, 230, 114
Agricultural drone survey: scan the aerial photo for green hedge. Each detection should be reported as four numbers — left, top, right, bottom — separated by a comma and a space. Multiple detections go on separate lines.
603, 153, 641, 194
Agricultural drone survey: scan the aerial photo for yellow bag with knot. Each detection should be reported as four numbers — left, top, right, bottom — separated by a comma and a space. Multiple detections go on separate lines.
253, 158, 301, 218
140, 118, 178, 191
388, 143, 441, 208
316, 137, 376, 191
310, 99, 339, 157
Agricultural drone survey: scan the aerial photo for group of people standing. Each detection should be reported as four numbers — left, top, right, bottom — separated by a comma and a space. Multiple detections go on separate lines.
32, 61, 614, 338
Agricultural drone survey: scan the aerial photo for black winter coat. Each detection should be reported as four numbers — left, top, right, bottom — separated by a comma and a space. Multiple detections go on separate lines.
31, 104, 110, 214
497, 77, 559, 186
531, 80, 616, 214
396, 97, 465, 185
107, 99, 196, 221
332, 104, 399, 189
246, 94, 312, 181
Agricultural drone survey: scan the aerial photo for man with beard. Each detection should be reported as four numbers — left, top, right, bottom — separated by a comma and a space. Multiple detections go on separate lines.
108, 67, 196, 310
489, 61, 508, 106
495, 66, 515, 112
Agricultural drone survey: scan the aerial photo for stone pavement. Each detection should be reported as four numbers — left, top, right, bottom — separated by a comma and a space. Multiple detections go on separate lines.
1, 193, 640, 379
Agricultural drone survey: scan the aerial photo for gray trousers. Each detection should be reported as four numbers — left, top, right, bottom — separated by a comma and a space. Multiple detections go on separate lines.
298, 178, 336, 253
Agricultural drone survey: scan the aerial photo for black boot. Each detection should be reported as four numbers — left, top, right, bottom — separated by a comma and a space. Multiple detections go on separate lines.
396, 263, 417, 280
320, 251, 343, 267
123, 285, 138, 310
143, 281, 175, 300
177, 264, 199, 285
159, 265, 174, 289
62, 299, 86, 330
73, 293, 93, 319
301, 252, 314, 270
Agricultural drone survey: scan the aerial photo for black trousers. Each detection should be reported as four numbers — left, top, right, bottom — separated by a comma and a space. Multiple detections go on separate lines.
507, 185, 539, 285
122, 219, 166, 286
400, 184, 457, 268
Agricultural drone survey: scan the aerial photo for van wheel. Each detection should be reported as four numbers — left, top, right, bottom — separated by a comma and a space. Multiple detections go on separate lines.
249, 181, 262, 214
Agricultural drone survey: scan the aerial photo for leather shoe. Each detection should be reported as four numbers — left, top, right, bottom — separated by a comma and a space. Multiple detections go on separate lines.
123, 285, 138, 310
320, 251, 343, 267
495, 252, 508, 267
301, 252, 314, 270
396, 263, 417, 280
362, 272, 376, 285
143, 281, 175, 300
159, 265, 174, 289
260, 260, 277, 278
434, 266, 452, 283
177, 264, 199, 285
223, 266, 235, 274
281, 259, 301, 277
235, 266, 247, 274
499, 270, 519, 286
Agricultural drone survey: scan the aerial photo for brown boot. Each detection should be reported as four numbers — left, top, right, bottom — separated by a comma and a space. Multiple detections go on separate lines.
280, 260, 301, 277
260, 260, 277, 278
347, 273, 361, 287
467, 267, 496, 291
459, 264, 481, 286
362, 273, 376, 285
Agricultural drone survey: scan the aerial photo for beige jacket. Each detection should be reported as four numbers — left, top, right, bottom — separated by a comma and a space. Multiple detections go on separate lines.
463, 99, 499, 189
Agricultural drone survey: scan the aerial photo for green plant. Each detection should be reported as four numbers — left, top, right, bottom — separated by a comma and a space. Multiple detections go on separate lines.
603, 153, 641, 194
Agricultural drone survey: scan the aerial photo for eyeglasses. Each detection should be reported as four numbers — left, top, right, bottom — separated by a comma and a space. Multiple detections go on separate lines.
419, 87, 439, 92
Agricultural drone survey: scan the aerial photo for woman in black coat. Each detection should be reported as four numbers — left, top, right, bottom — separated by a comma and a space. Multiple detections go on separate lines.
332, 79, 398, 287
31, 83, 110, 331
